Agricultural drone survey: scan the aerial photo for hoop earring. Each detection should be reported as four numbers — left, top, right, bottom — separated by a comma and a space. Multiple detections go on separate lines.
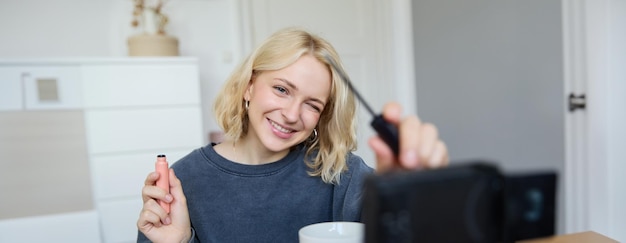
309, 128, 318, 143
245, 100, 249, 111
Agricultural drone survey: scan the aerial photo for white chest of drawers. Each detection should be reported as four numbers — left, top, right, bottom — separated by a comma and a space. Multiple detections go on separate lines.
0, 58, 205, 242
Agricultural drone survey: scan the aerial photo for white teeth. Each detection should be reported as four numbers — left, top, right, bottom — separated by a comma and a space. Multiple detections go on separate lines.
270, 120, 293, 133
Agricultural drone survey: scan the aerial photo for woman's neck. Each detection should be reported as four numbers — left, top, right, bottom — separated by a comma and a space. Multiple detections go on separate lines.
213, 138, 290, 165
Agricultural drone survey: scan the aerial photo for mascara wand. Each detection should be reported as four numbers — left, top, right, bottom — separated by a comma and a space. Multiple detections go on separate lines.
324, 55, 400, 156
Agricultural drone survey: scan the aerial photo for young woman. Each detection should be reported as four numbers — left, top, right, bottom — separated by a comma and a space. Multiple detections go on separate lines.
137, 27, 449, 243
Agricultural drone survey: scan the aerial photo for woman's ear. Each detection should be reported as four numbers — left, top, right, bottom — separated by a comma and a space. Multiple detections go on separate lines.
245, 72, 257, 101
244, 82, 253, 101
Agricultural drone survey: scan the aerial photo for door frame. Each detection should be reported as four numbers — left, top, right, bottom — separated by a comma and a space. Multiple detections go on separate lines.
563, 0, 625, 238
562, 0, 591, 234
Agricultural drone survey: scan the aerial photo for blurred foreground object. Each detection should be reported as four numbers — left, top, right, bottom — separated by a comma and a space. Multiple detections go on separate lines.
363, 161, 557, 243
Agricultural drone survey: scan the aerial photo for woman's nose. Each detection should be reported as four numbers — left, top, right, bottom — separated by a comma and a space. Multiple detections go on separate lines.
282, 102, 300, 122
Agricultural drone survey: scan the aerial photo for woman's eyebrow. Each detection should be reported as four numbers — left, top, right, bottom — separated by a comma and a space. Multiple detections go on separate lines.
277, 78, 298, 91
276, 78, 326, 106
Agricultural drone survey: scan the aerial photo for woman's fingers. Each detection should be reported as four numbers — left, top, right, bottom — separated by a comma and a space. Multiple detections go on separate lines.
137, 169, 192, 242
140, 170, 174, 228
369, 136, 394, 173
427, 140, 449, 168
381, 102, 402, 124
168, 169, 190, 222
138, 198, 171, 230
372, 102, 450, 172
398, 116, 422, 169
142, 172, 173, 204
166, 169, 192, 240
144, 171, 158, 185
138, 208, 161, 230
168, 169, 185, 205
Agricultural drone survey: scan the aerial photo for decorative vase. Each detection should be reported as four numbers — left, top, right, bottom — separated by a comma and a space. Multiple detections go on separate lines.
127, 34, 179, 56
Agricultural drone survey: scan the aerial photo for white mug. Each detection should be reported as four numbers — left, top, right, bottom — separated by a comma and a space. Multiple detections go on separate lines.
299, 221, 364, 243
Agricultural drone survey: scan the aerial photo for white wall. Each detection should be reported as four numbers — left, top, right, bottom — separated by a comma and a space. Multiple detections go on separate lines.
0, 0, 242, 140
0, 0, 111, 57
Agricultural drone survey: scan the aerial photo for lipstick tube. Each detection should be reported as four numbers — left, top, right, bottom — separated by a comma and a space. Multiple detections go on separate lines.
155, 154, 170, 213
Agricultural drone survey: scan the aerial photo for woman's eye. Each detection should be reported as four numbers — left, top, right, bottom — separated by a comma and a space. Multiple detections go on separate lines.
274, 86, 287, 94
308, 103, 322, 112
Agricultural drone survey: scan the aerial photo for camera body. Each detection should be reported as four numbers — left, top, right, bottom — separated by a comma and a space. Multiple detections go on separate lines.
362, 161, 557, 243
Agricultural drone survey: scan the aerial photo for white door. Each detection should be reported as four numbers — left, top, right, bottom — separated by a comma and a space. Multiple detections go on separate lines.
241, 0, 395, 166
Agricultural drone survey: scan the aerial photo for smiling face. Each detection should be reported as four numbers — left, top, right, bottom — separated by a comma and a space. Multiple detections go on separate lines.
243, 54, 331, 154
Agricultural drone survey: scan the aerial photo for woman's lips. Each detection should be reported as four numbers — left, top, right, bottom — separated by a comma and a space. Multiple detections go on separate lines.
268, 118, 295, 139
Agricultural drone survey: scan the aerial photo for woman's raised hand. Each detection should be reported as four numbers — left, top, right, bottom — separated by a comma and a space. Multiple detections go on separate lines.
369, 102, 449, 173
137, 169, 192, 243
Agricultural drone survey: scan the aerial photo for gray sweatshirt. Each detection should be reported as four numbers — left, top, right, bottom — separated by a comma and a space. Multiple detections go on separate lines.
137, 144, 373, 243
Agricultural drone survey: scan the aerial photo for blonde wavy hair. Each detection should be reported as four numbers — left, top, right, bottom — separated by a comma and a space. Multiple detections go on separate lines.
213, 27, 357, 184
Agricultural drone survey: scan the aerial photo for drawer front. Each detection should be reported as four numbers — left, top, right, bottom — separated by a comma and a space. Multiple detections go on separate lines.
0, 66, 82, 110
0, 67, 23, 111
91, 149, 194, 200
0, 111, 93, 220
0, 211, 101, 243
81, 64, 200, 108
84, 107, 204, 155
98, 199, 143, 243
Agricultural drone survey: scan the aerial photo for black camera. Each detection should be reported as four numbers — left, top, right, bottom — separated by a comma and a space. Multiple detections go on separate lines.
362, 161, 557, 243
